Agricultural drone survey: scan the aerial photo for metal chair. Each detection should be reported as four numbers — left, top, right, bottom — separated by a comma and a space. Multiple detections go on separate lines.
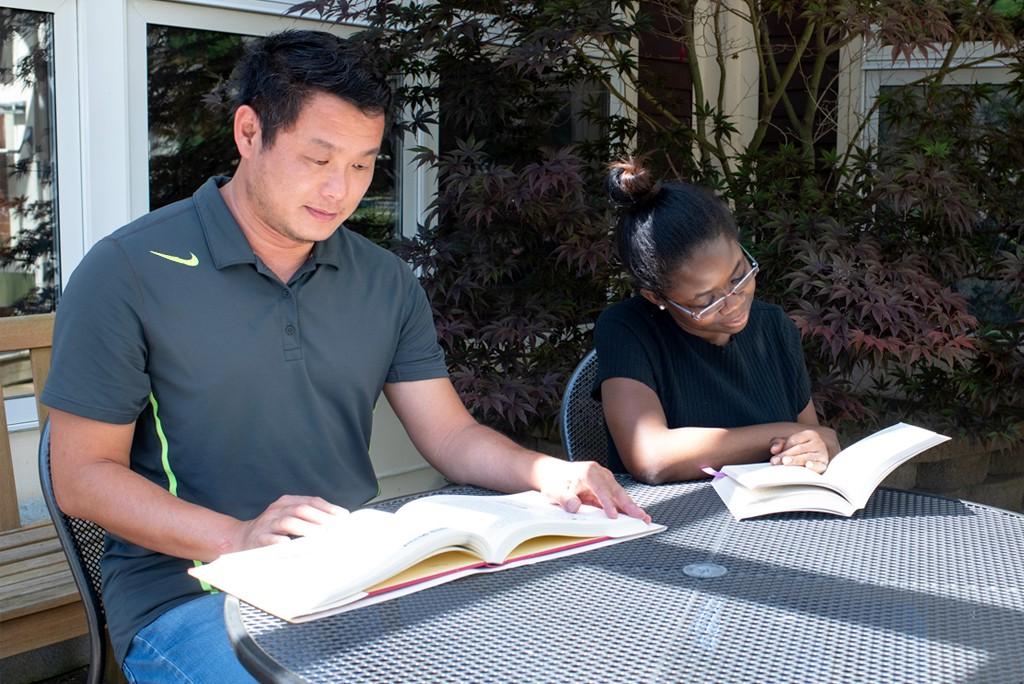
38, 419, 110, 684
559, 349, 609, 466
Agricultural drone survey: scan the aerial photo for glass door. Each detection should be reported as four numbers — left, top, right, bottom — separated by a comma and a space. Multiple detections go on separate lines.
0, 6, 58, 315
130, 1, 404, 242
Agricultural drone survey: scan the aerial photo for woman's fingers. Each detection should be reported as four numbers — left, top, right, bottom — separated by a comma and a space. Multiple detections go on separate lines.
769, 430, 830, 468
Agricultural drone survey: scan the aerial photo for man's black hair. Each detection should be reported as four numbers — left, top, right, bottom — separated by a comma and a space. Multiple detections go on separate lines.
230, 30, 392, 147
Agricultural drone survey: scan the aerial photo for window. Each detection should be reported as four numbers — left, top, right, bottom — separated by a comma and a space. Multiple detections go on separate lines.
146, 25, 247, 211
861, 42, 1015, 150
0, 7, 58, 316
143, 17, 402, 241
877, 83, 1015, 148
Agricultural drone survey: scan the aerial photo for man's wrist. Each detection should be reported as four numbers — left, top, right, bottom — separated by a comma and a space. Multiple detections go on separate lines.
529, 454, 568, 491
202, 515, 248, 560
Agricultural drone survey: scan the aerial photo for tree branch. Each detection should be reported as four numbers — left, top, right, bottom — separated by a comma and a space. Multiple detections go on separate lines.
747, 17, 817, 155
835, 42, 1003, 173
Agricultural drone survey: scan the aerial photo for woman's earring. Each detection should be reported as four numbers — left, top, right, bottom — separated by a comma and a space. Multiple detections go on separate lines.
659, 304, 666, 311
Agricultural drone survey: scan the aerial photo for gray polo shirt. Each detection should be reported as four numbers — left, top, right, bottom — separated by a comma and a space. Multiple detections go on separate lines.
42, 177, 449, 663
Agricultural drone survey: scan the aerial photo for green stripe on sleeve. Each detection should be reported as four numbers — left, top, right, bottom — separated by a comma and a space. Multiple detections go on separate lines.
149, 393, 215, 593
193, 560, 215, 593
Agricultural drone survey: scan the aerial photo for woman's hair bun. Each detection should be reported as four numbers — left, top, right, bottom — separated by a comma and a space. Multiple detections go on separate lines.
607, 158, 661, 208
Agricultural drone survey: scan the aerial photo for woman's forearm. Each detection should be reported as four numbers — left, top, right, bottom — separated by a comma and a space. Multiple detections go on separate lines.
624, 422, 811, 483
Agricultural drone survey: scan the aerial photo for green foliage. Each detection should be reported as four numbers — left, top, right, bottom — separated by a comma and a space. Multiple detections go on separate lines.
292, 0, 636, 436
294, 1, 1024, 444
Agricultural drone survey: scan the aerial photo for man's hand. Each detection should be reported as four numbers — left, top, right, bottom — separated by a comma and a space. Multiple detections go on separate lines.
536, 459, 650, 523
231, 495, 349, 552
768, 427, 841, 474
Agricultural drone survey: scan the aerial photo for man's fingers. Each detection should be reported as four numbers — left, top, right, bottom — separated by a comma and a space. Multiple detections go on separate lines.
269, 495, 347, 516
769, 433, 813, 462
614, 490, 651, 523
238, 496, 351, 550
542, 461, 649, 522
562, 494, 582, 513
289, 502, 347, 526
577, 479, 619, 519
783, 430, 817, 449
587, 474, 653, 521
256, 532, 292, 547
272, 516, 325, 539
295, 497, 349, 517
569, 476, 638, 520
597, 488, 620, 519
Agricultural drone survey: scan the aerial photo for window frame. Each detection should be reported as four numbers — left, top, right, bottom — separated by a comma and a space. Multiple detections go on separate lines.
126, 0, 425, 238
0, 0, 82, 292
859, 40, 1015, 150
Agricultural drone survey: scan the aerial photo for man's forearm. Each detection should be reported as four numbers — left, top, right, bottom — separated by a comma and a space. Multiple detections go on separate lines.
59, 460, 242, 562
428, 421, 550, 494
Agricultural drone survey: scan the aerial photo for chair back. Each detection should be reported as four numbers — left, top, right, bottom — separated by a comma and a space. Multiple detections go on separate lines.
559, 349, 608, 466
39, 419, 109, 684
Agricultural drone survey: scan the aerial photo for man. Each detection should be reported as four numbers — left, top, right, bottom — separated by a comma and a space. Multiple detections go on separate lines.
42, 30, 646, 681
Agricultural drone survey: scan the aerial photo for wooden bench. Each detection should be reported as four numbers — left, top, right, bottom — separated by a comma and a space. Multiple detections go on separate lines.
0, 520, 86, 658
0, 313, 88, 658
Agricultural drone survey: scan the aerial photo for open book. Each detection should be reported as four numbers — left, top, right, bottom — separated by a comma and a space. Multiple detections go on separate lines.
704, 423, 950, 520
189, 490, 663, 622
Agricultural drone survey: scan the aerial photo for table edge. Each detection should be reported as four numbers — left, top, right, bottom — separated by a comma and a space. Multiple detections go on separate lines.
225, 594, 308, 684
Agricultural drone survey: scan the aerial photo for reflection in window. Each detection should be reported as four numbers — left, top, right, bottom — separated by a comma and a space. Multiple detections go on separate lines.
0, 8, 58, 316
147, 25, 400, 241
347, 127, 400, 243
147, 26, 246, 211
878, 83, 1015, 148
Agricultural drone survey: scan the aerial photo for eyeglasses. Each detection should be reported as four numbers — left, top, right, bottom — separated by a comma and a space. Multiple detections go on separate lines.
661, 246, 759, 322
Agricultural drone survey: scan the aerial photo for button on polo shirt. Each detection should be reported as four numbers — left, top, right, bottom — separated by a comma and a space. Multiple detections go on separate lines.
42, 177, 449, 663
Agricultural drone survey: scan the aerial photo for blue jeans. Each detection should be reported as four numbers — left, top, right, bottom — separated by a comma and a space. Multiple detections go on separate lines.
121, 593, 257, 683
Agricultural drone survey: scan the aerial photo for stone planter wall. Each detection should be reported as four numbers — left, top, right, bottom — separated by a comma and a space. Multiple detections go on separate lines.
540, 432, 1019, 511
536, 432, 1024, 514
883, 440, 1024, 513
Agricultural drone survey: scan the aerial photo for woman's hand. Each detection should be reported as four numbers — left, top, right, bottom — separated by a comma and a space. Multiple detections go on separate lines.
768, 427, 840, 474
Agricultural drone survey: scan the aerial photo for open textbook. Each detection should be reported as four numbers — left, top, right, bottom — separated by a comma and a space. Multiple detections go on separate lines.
189, 490, 663, 622
704, 423, 950, 520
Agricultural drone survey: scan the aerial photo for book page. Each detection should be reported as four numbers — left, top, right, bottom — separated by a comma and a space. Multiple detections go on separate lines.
395, 491, 657, 563
299, 533, 662, 621
720, 461, 837, 493
710, 474, 857, 520
189, 508, 476, 620
362, 535, 601, 596
720, 423, 949, 508
817, 423, 948, 506
364, 549, 486, 594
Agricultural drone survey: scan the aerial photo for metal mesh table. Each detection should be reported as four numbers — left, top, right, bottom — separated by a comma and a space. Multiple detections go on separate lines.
226, 480, 1024, 683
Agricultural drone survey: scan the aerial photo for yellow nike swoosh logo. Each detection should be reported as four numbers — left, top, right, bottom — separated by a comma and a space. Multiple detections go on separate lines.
150, 250, 199, 267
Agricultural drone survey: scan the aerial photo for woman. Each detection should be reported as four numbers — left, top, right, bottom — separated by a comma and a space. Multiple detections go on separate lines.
594, 160, 839, 483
